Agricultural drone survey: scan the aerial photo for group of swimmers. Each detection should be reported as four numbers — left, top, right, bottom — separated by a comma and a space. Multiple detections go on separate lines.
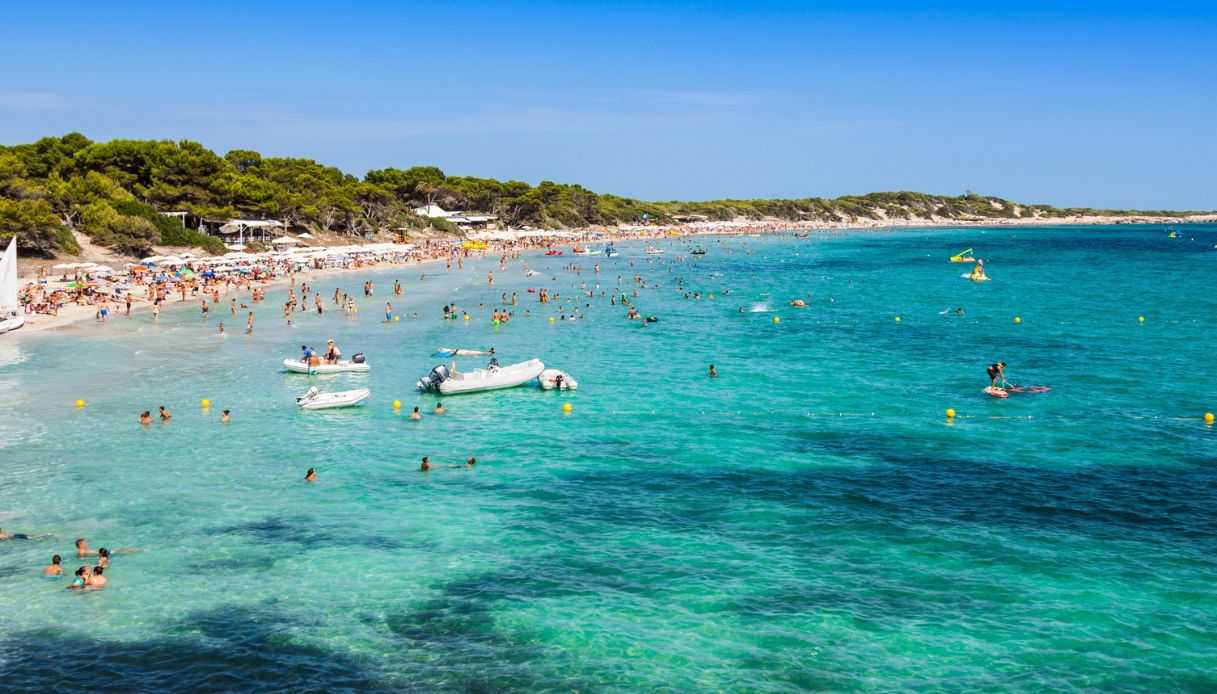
0, 531, 137, 591
139, 406, 229, 424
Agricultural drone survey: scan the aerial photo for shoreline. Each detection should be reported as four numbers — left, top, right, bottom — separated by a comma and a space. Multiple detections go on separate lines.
10, 216, 1213, 336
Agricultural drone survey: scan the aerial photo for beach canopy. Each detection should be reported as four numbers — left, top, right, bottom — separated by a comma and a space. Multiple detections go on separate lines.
271, 236, 301, 245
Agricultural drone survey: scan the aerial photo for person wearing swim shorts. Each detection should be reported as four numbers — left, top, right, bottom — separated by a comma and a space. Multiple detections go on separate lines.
0, 527, 53, 541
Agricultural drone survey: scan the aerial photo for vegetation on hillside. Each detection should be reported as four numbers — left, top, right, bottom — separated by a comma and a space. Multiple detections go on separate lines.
0, 134, 1207, 257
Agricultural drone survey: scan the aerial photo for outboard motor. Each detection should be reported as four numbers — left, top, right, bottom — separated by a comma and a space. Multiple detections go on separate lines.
351, 353, 366, 364
416, 364, 450, 392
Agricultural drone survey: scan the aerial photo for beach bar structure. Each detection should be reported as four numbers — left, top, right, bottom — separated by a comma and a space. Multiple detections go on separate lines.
198, 219, 285, 245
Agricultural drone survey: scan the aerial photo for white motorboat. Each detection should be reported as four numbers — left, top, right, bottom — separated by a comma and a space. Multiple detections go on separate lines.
296, 386, 371, 410
418, 358, 545, 395
644, 246, 664, 255
0, 237, 25, 335
538, 368, 578, 390
577, 249, 601, 256
283, 356, 370, 374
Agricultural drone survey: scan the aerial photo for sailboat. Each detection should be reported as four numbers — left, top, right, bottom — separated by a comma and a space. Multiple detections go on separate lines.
0, 237, 25, 334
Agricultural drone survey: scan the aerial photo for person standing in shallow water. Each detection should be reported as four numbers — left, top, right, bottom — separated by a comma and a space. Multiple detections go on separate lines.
420, 457, 430, 471
305, 468, 316, 482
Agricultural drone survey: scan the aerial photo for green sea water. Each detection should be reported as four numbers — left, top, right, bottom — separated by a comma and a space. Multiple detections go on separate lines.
1, 225, 1216, 691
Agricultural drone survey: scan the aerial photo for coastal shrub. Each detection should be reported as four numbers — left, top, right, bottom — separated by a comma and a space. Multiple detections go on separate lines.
113, 200, 227, 254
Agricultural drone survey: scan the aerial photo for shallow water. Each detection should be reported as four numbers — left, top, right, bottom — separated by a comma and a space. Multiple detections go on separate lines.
2, 226, 1216, 691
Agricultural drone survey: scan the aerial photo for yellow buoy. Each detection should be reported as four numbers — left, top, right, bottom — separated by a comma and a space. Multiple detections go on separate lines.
201, 399, 211, 408
946, 408, 956, 418
1205, 412, 1215, 425
463, 314, 470, 321
1138, 316, 1145, 323
549, 316, 555, 323
894, 316, 901, 322
75, 399, 86, 408
1014, 317, 1021, 324
773, 316, 780, 324
353, 307, 358, 313
393, 316, 399, 322
393, 400, 401, 410
563, 402, 572, 413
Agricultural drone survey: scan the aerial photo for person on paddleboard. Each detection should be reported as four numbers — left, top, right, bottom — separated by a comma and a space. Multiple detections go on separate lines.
987, 362, 1008, 388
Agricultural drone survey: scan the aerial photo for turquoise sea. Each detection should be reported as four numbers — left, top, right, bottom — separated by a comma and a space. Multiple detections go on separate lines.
2, 225, 1216, 691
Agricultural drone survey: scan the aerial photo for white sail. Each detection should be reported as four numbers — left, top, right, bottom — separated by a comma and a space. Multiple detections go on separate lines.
0, 236, 25, 333
0, 237, 17, 311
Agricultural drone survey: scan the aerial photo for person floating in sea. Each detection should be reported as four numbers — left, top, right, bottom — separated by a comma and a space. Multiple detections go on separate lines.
139, 411, 153, 424
988, 362, 1008, 388
305, 468, 316, 483
0, 527, 54, 541
420, 457, 431, 472
410, 407, 421, 420
709, 364, 718, 377
158, 406, 171, 421
221, 409, 230, 424
466, 457, 476, 468
434, 403, 445, 415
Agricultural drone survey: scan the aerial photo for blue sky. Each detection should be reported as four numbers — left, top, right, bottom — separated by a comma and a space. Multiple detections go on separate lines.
2, 1, 1214, 208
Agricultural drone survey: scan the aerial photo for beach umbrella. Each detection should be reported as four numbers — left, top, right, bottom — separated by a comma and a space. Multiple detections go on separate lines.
271, 236, 301, 245
52, 263, 76, 270
131, 265, 150, 272
141, 256, 163, 263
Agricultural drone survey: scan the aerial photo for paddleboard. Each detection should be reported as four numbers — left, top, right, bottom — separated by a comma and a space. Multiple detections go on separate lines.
984, 386, 1008, 398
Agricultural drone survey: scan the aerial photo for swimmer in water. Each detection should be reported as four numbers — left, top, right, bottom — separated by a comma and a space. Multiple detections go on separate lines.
43, 554, 64, 576
434, 403, 445, 415
987, 361, 1007, 388
466, 457, 476, 468
68, 566, 90, 590
305, 468, 316, 483
420, 457, 431, 471
86, 566, 107, 590
139, 411, 153, 424
0, 527, 54, 541
410, 407, 421, 420
221, 409, 230, 423
158, 406, 171, 421
709, 364, 718, 377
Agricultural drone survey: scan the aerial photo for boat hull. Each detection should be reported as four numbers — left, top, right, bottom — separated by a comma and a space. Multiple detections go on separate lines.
438, 358, 545, 395
297, 388, 371, 409
283, 358, 370, 374
0, 316, 25, 334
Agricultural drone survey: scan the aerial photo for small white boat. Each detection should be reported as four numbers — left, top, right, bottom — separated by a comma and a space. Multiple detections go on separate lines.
644, 246, 664, 255
577, 249, 601, 256
538, 368, 578, 390
418, 358, 545, 395
296, 386, 371, 410
0, 237, 24, 335
283, 357, 369, 374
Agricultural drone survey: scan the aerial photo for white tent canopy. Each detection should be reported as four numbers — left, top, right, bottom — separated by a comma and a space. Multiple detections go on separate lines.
219, 220, 284, 234
271, 236, 301, 245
